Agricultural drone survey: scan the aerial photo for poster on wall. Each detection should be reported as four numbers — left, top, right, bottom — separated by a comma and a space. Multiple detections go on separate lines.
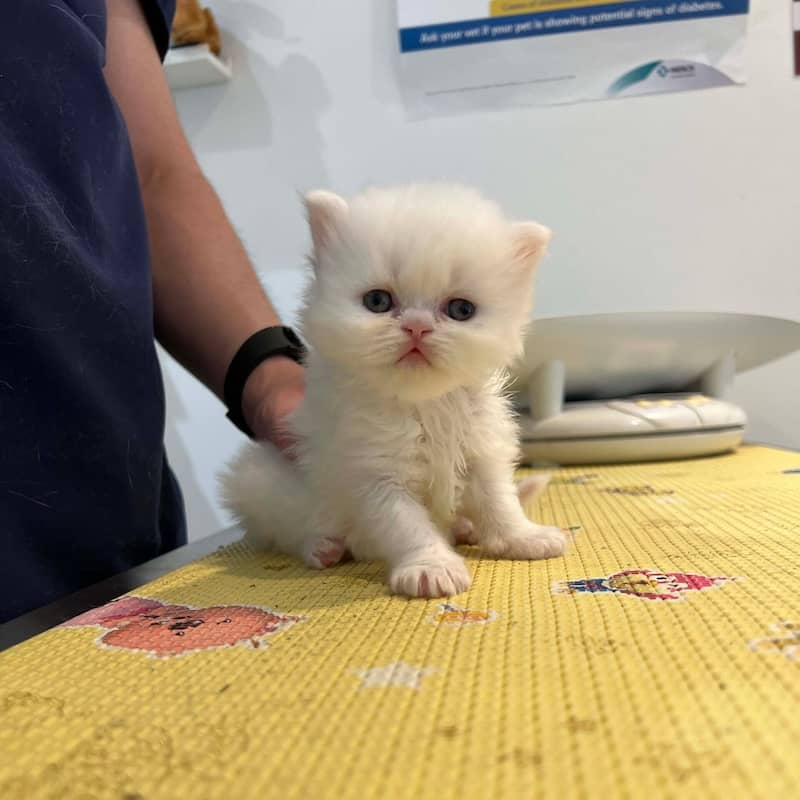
396, 0, 750, 115
794, 0, 800, 76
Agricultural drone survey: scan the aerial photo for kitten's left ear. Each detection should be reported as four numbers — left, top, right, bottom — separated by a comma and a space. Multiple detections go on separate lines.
511, 221, 552, 268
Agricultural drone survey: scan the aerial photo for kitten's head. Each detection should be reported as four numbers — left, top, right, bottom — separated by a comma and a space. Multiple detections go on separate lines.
300, 183, 550, 402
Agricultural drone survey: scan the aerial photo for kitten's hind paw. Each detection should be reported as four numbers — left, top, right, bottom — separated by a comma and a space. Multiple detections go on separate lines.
451, 516, 478, 546
303, 536, 347, 569
484, 523, 568, 561
389, 552, 471, 598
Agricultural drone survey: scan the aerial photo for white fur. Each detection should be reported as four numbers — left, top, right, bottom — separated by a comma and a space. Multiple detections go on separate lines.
220, 183, 566, 598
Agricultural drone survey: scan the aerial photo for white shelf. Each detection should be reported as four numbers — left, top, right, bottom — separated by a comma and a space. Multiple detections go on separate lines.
164, 44, 232, 91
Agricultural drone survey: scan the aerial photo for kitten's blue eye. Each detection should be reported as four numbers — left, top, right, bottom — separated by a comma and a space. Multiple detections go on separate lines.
363, 290, 393, 314
445, 298, 475, 321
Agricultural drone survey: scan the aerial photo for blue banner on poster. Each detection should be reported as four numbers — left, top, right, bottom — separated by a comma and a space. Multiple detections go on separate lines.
399, 0, 749, 52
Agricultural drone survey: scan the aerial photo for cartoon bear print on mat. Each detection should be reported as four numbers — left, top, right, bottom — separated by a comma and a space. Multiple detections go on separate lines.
60, 595, 303, 657
749, 622, 800, 661
553, 570, 738, 602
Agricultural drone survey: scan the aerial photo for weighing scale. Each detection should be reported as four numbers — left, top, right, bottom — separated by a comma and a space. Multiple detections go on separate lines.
510, 312, 800, 465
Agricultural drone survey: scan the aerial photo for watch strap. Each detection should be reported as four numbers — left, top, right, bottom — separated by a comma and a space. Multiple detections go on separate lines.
223, 326, 306, 437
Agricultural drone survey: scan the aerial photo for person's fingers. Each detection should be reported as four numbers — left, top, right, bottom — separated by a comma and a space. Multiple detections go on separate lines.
269, 422, 299, 459
249, 384, 304, 459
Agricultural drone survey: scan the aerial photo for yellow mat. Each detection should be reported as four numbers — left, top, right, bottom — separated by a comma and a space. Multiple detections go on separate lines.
1, 445, 799, 800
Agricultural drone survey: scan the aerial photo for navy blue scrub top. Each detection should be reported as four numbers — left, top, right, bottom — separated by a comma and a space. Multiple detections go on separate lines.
1, 0, 186, 623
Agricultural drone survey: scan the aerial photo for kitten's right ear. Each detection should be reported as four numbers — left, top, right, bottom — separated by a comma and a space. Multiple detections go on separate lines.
304, 190, 349, 262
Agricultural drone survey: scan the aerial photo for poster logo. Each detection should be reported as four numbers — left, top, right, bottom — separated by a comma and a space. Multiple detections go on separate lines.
609, 59, 734, 96
657, 62, 695, 78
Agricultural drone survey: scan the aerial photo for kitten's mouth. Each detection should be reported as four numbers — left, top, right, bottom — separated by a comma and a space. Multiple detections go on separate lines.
397, 346, 431, 366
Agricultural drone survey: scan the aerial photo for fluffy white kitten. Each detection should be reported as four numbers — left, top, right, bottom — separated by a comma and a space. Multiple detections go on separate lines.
221, 183, 566, 598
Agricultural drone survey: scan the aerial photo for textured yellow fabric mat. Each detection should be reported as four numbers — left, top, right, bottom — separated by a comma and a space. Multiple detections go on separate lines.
1, 445, 799, 800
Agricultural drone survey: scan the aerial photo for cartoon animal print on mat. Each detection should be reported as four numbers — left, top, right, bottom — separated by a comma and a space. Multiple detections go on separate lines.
749, 622, 800, 661
550, 474, 598, 486
601, 485, 675, 497
0, 698, 251, 798
553, 570, 738, 602
430, 603, 498, 626
60, 595, 302, 657
353, 662, 437, 690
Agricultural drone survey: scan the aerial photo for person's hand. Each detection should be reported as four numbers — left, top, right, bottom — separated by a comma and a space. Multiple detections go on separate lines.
241, 357, 305, 456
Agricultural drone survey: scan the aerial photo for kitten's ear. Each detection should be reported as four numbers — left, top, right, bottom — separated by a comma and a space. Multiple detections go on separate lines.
511, 221, 552, 268
304, 190, 349, 261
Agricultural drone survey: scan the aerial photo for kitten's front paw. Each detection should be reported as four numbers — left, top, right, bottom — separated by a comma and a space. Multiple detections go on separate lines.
303, 536, 347, 569
389, 552, 471, 598
485, 523, 568, 561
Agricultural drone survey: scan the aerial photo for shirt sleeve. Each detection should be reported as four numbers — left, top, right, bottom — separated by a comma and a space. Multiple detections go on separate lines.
138, 0, 176, 61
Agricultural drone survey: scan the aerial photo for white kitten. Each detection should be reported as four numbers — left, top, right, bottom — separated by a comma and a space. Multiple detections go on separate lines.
221, 183, 566, 598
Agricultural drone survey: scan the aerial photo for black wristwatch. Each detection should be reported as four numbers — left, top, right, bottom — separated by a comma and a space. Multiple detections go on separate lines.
223, 326, 306, 438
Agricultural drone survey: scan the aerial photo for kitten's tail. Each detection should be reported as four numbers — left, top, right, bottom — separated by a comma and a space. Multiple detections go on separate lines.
219, 443, 311, 557
517, 473, 552, 507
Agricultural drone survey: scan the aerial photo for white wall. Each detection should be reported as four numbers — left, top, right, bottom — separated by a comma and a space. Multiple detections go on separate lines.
164, 1, 800, 541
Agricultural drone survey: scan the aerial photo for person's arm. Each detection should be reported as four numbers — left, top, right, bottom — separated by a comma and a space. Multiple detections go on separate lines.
103, 0, 301, 449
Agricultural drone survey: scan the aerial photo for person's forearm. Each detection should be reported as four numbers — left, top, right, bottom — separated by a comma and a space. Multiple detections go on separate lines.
104, 0, 305, 446
142, 164, 280, 399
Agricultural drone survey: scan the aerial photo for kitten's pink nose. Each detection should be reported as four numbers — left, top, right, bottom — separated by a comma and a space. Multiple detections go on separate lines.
402, 319, 433, 341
